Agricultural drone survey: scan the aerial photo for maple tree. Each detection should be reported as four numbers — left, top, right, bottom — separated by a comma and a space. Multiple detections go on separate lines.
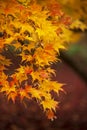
0, 0, 86, 120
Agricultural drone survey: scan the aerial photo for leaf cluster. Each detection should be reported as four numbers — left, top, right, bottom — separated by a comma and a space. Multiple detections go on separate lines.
0, 0, 85, 120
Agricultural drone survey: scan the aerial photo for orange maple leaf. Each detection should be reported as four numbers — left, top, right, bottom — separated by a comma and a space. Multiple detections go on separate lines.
46, 110, 57, 121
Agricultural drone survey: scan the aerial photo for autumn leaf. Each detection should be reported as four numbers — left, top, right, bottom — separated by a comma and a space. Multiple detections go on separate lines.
30, 88, 42, 100
0, 82, 17, 98
70, 20, 87, 31
46, 110, 57, 121
50, 81, 64, 94
0, 72, 8, 85
24, 66, 33, 74
19, 88, 30, 100
41, 98, 58, 111
58, 0, 87, 25
7, 92, 17, 103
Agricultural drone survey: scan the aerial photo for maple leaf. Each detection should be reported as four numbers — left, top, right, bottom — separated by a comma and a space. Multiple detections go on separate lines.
13, 72, 28, 84
7, 92, 17, 103
0, 56, 11, 67
0, 72, 8, 85
11, 76, 18, 86
31, 70, 41, 82
34, 48, 57, 66
46, 67, 56, 76
19, 88, 30, 100
16, 66, 25, 74
46, 110, 57, 121
50, 81, 64, 94
0, 82, 17, 98
41, 98, 58, 111
39, 70, 49, 79
24, 66, 33, 74
70, 20, 87, 31
39, 80, 64, 94
30, 88, 42, 100
20, 52, 34, 62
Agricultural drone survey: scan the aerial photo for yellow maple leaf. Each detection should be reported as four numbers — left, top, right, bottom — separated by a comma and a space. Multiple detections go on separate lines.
50, 81, 64, 94
30, 88, 42, 100
0, 72, 8, 85
39, 80, 64, 94
70, 20, 87, 31
41, 98, 58, 111
19, 88, 31, 100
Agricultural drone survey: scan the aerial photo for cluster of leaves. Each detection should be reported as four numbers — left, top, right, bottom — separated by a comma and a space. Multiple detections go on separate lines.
57, 0, 87, 24
0, 0, 86, 120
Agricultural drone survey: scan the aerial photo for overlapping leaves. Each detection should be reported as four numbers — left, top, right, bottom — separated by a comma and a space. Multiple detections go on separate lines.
0, 0, 85, 120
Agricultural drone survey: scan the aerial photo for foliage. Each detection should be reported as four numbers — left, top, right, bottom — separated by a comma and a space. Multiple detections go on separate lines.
57, 0, 87, 24
0, 0, 86, 120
